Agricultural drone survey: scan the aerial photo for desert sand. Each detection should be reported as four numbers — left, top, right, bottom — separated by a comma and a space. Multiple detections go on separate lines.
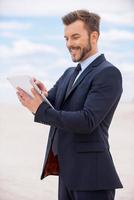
0, 102, 134, 200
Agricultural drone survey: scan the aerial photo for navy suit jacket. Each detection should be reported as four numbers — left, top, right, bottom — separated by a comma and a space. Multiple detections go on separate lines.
34, 54, 123, 191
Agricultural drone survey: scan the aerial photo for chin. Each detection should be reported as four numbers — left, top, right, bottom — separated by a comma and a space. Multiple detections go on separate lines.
72, 56, 81, 62
72, 59, 79, 62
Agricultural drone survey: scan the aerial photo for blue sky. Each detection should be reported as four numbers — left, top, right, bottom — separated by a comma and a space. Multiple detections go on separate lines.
0, 0, 134, 104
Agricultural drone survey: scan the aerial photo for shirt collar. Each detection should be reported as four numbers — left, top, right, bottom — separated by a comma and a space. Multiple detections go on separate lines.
80, 52, 101, 71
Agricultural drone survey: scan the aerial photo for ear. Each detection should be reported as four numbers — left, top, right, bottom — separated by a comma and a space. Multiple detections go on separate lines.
90, 31, 99, 44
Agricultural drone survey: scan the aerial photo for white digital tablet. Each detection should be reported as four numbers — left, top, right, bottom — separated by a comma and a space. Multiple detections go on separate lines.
7, 75, 34, 97
7, 75, 54, 109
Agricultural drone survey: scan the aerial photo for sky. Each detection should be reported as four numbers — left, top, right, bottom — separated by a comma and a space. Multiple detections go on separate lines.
0, 0, 134, 104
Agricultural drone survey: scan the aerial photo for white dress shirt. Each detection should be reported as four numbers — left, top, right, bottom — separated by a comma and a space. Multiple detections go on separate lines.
73, 52, 101, 85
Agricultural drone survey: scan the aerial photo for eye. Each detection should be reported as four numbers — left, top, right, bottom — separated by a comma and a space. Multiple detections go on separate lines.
73, 35, 80, 40
64, 37, 68, 41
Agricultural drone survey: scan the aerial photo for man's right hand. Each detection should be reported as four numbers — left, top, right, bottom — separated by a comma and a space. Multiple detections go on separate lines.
32, 78, 48, 97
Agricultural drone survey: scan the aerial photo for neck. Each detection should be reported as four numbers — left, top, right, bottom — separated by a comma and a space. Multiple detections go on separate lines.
80, 51, 101, 66
81, 49, 98, 61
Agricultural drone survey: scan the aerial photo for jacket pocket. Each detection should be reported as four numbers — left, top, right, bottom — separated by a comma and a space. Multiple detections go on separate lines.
75, 142, 108, 153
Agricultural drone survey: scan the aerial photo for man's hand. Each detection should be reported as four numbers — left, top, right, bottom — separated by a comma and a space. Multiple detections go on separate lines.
32, 78, 48, 97
17, 87, 43, 114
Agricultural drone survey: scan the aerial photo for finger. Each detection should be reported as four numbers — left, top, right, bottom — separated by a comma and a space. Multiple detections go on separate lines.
34, 80, 42, 87
31, 88, 39, 98
16, 92, 21, 100
17, 91, 23, 99
16, 87, 26, 96
31, 78, 39, 85
32, 77, 37, 82
44, 91, 48, 97
16, 87, 25, 92
17, 91, 31, 108
16, 87, 22, 92
16, 92, 24, 101
33, 80, 47, 92
17, 88, 29, 98
17, 93, 24, 105
44, 85, 48, 91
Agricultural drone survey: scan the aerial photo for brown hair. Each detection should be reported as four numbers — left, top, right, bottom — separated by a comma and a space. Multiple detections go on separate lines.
62, 9, 100, 34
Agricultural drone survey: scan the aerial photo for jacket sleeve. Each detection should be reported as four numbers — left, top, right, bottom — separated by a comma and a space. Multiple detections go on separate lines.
34, 67, 123, 134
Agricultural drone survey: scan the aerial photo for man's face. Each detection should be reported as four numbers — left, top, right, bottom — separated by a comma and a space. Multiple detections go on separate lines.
64, 20, 92, 62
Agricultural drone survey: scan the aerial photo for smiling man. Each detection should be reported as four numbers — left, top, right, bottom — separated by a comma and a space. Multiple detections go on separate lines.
65, 18, 96, 62
17, 10, 123, 200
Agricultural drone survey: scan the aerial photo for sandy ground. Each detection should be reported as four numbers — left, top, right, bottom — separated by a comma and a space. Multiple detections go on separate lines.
0, 102, 134, 200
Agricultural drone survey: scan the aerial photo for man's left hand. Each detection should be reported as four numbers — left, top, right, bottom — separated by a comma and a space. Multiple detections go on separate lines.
17, 87, 43, 114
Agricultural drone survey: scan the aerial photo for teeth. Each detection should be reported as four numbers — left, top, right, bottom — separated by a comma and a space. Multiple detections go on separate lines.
71, 49, 77, 52
69, 48, 79, 55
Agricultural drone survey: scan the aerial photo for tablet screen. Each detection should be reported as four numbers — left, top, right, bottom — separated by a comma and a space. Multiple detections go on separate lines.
7, 75, 33, 97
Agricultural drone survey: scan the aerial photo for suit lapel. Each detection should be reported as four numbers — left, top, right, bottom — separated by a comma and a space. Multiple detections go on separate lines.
64, 54, 105, 102
64, 66, 93, 101
56, 68, 75, 109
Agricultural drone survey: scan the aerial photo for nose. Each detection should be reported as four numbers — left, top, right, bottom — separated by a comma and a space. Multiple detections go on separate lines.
66, 38, 73, 49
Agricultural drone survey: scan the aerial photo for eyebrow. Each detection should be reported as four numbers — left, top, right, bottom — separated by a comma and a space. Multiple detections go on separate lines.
64, 33, 81, 38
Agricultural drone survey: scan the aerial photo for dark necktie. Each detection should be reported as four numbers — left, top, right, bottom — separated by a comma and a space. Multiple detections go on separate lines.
65, 63, 81, 98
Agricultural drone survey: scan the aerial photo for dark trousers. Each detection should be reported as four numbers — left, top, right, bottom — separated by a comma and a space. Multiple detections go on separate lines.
58, 176, 115, 200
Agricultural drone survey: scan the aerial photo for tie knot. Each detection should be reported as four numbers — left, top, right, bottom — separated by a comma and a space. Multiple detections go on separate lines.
76, 63, 81, 72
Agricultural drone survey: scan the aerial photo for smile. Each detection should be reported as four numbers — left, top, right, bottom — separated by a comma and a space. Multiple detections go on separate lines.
69, 48, 80, 54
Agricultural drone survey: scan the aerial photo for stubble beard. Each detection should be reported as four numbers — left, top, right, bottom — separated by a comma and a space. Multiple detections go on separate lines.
70, 39, 92, 63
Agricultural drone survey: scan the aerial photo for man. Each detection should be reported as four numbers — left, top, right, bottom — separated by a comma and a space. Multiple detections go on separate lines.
17, 10, 123, 200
